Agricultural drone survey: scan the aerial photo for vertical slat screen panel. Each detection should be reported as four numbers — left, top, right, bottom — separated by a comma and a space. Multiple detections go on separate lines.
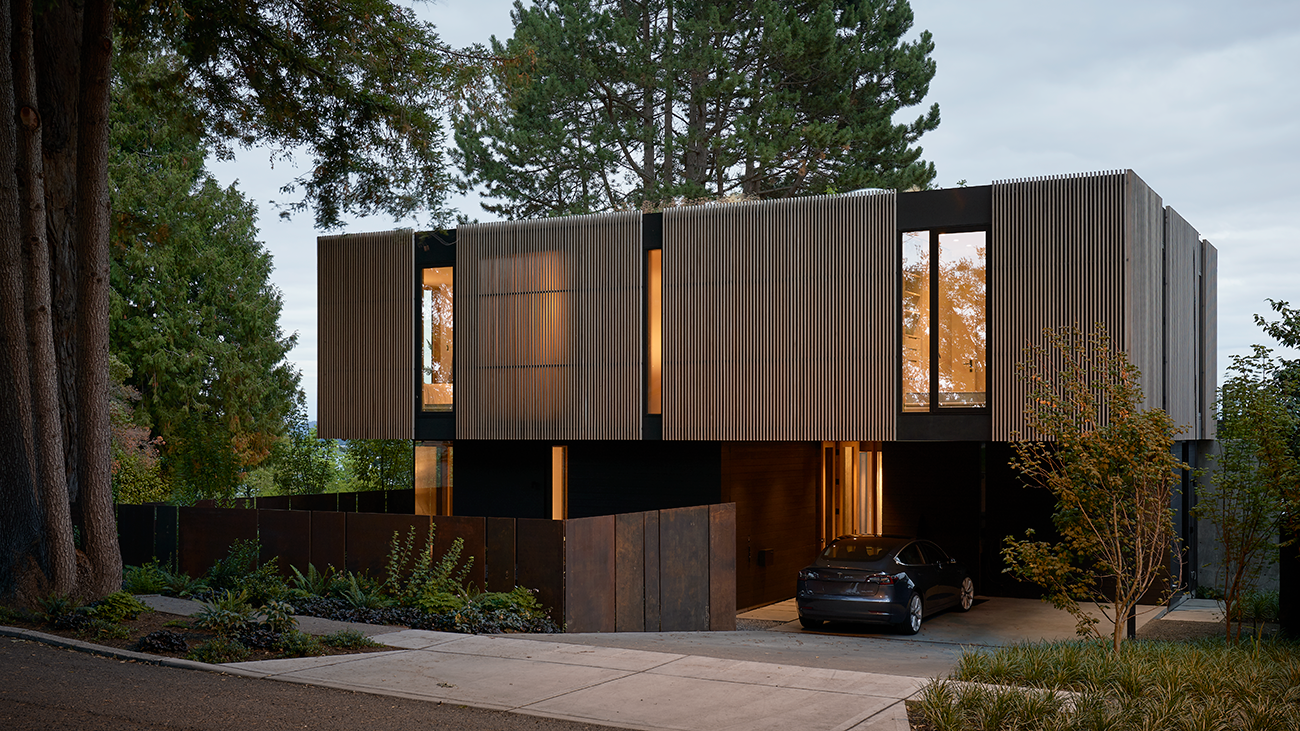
1200, 241, 1218, 440
456, 212, 642, 440
317, 230, 414, 439
1125, 171, 1164, 412
662, 192, 896, 442
1164, 207, 1200, 436
991, 172, 1127, 441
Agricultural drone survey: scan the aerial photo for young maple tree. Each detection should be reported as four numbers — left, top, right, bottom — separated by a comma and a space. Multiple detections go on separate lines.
1002, 325, 1185, 653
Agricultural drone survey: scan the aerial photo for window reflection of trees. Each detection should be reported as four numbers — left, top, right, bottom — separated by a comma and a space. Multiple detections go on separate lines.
422, 268, 454, 410
902, 232, 930, 410
938, 236, 986, 407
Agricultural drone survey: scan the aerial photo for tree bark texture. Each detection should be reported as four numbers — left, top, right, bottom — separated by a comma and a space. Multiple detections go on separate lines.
0, 0, 118, 603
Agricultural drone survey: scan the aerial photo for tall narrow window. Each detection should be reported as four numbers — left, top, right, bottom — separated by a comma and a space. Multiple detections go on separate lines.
551, 445, 568, 520
647, 249, 662, 414
901, 230, 987, 411
901, 232, 930, 411
421, 267, 454, 411
938, 232, 986, 407
414, 442, 453, 515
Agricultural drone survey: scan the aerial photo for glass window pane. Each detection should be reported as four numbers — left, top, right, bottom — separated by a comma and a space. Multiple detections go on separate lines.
647, 249, 662, 415
901, 231, 930, 412
422, 267, 454, 411
937, 232, 986, 408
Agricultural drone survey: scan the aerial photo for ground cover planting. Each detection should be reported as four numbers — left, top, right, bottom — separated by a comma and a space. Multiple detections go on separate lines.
911, 637, 1300, 730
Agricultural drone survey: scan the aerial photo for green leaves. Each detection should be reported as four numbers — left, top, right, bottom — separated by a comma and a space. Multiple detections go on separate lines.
455, 0, 940, 218
1003, 325, 1184, 652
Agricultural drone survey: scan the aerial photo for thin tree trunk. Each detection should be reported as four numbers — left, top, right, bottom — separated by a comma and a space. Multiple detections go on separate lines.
0, 0, 44, 603
74, 0, 120, 597
14, 0, 75, 596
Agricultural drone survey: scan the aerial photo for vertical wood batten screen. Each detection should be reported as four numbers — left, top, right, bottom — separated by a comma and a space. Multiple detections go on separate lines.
662, 192, 897, 441
1125, 171, 1164, 413
991, 172, 1126, 441
1200, 241, 1218, 440
317, 230, 414, 439
1164, 207, 1200, 436
457, 212, 642, 440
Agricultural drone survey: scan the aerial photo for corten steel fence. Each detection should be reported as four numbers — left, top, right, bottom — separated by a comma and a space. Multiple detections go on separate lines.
116, 502, 736, 633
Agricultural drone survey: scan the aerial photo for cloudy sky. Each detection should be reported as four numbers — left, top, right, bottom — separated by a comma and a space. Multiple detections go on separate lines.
207, 0, 1300, 420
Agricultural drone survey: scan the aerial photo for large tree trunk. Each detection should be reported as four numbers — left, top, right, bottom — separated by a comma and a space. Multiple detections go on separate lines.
0, 0, 118, 603
0, 0, 44, 602
75, 0, 119, 597
15, 0, 76, 597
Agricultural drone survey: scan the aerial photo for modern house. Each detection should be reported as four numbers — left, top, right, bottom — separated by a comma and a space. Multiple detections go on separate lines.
317, 169, 1217, 611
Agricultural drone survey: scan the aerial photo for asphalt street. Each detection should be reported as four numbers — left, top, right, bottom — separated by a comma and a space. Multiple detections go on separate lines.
0, 637, 636, 731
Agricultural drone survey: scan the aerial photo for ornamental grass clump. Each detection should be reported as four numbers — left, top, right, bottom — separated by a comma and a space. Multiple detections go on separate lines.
916, 638, 1300, 730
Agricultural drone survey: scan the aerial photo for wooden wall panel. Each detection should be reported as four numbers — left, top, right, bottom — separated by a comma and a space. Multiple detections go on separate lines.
318, 230, 414, 439
1165, 207, 1201, 436
1125, 171, 1164, 412
991, 172, 1127, 441
662, 193, 896, 441
1201, 241, 1218, 440
456, 213, 642, 440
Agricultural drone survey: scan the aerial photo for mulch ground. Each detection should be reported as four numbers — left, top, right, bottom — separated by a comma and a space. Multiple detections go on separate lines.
3, 610, 391, 662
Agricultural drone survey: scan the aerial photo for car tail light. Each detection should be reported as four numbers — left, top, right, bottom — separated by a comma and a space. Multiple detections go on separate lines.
798, 569, 819, 580
865, 574, 897, 585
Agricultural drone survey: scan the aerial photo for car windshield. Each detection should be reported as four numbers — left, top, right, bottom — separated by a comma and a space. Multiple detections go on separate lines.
821, 538, 896, 562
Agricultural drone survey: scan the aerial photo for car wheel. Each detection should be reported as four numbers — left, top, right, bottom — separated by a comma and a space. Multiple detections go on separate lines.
899, 592, 923, 635
957, 577, 975, 612
799, 616, 823, 630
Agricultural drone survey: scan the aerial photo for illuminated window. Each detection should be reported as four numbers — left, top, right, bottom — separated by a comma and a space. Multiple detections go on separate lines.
901, 230, 986, 411
647, 249, 662, 415
421, 267, 454, 411
414, 442, 453, 515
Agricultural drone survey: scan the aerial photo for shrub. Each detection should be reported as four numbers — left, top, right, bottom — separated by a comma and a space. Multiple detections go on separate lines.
383, 527, 473, 605
259, 600, 298, 634
277, 630, 324, 658
139, 630, 188, 653
204, 539, 287, 605
339, 573, 394, 609
187, 637, 250, 664
80, 618, 130, 640
193, 589, 257, 637
321, 629, 382, 650
414, 590, 464, 615
122, 562, 170, 594
37, 593, 82, 625
89, 592, 151, 623
288, 564, 334, 597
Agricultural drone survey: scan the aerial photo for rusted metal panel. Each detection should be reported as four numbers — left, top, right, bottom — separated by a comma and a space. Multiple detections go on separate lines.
456, 212, 643, 440
644, 510, 660, 631
991, 171, 1128, 440
256, 496, 290, 511
615, 512, 646, 632
337, 493, 357, 513
154, 506, 178, 567
564, 515, 616, 633
317, 230, 414, 439
387, 489, 416, 514
310, 511, 346, 572
178, 508, 257, 579
116, 504, 155, 567
659, 505, 709, 631
516, 518, 565, 624
662, 192, 897, 441
257, 509, 311, 578
356, 491, 386, 514
708, 503, 737, 631
432, 515, 487, 592
291, 494, 338, 512
344, 513, 431, 578
485, 517, 517, 592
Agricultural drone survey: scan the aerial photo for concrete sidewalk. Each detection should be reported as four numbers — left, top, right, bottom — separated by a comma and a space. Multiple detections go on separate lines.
227, 630, 920, 731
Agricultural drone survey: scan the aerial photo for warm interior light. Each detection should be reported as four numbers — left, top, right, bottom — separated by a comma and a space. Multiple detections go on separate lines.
647, 249, 662, 415
551, 445, 568, 520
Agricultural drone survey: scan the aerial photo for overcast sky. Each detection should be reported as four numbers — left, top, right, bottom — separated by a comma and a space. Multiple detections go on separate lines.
207, 0, 1300, 421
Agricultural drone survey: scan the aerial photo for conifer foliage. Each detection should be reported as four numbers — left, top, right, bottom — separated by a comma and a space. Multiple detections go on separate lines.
456, 0, 942, 219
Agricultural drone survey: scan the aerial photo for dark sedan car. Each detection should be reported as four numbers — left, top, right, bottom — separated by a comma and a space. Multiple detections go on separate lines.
796, 535, 974, 634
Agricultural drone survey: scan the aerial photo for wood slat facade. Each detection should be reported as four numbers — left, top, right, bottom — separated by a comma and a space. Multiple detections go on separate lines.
991, 172, 1128, 441
1201, 241, 1218, 440
1125, 172, 1165, 413
661, 192, 897, 442
1165, 207, 1202, 436
456, 212, 642, 440
318, 230, 414, 439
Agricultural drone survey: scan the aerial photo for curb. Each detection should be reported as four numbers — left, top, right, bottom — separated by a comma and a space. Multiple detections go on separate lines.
0, 625, 269, 679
